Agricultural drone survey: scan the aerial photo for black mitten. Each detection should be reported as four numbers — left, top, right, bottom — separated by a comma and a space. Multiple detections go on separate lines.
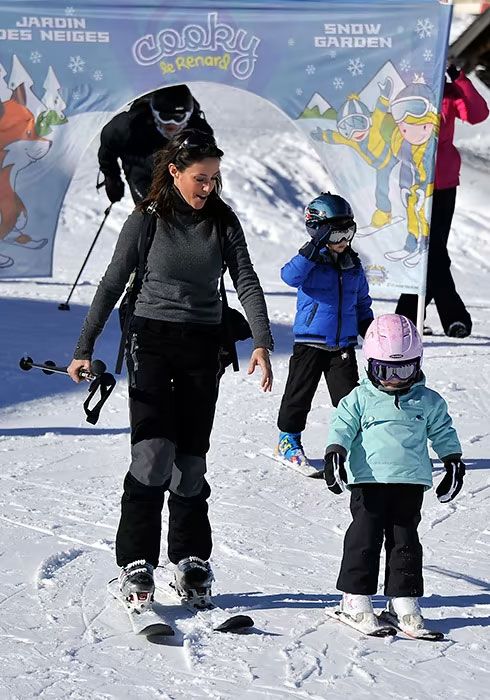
299, 232, 330, 261
324, 450, 347, 494
105, 175, 125, 203
436, 457, 465, 503
446, 64, 460, 82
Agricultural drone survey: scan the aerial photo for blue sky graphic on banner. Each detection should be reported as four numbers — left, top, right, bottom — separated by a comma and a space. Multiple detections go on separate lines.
0, 0, 452, 293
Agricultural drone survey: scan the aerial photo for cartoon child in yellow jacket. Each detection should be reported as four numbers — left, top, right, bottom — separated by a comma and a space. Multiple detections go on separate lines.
384, 78, 439, 267
311, 79, 397, 229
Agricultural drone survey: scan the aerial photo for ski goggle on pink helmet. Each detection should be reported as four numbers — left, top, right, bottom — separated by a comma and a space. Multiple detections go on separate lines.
363, 314, 423, 389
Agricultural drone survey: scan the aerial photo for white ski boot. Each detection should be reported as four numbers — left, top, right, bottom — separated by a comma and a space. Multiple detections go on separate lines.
118, 559, 155, 613
327, 594, 396, 636
172, 556, 214, 610
382, 597, 444, 640
340, 594, 380, 631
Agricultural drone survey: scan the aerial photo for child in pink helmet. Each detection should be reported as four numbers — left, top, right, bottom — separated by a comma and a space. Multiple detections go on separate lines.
324, 314, 465, 637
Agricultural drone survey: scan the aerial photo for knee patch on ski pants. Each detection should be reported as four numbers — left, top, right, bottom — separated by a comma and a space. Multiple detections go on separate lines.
129, 437, 207, 497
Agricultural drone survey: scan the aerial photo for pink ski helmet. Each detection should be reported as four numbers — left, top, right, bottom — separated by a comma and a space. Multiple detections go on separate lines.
363, 314, 423, 363
363, 314, 423, 389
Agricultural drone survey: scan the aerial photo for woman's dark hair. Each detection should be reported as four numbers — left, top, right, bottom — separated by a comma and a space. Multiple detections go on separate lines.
139, 129, 225, 217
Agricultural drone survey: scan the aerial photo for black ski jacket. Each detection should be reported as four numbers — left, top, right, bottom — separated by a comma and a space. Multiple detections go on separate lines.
98, 100, 213, 203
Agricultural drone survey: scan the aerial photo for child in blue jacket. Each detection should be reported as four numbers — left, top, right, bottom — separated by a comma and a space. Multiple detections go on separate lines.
324, 314, 465, 636
276, 192, 373, 471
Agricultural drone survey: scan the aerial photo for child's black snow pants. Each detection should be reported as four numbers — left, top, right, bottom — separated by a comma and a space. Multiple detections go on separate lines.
277, 344, 359, 433
337, 483, 425, 597
115, 317, 221, 569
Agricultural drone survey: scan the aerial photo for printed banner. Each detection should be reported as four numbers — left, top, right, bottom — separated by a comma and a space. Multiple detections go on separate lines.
0, 0, 452, 293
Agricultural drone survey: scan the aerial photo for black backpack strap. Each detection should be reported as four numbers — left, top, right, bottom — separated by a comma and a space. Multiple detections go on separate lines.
115, 204, 157, 374
216, 214, 240, 372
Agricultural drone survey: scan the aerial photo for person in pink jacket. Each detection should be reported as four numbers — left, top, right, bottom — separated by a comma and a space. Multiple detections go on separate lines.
395, 65, 489, 338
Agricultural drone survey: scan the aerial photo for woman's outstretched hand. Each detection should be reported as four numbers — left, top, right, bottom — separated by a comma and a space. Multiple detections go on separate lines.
247, 348, 273, 392
67, 358, 91, 383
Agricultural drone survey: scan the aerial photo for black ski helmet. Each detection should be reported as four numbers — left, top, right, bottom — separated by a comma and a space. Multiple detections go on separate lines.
150, 84, 194, 122
304, 192, 354, 232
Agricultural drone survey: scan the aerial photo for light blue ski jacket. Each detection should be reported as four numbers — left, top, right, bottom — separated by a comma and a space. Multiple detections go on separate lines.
326, 376, 462, 488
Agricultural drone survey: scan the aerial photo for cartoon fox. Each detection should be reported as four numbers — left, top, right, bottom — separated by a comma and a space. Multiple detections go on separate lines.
0, 84, 51, 268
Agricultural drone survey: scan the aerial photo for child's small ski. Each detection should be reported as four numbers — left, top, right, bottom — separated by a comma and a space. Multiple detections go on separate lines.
260, 447, 322, 478
326, 607, 396, 637
377, 609, 444, 642
107, 579, 175, 638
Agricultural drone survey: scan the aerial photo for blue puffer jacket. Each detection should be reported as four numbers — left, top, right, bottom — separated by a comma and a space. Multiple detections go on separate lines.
281, 248, 373, 347
326, 376, 462, 488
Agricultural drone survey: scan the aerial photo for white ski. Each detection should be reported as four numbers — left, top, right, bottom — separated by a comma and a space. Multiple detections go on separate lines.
377, 609, 444, 642
326, 606, 396, 638
356, 215, 404, 239
259, 447, 322, 478
107, 579, 175, 638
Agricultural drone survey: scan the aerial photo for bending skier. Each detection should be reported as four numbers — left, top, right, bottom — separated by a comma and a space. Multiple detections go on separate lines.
68, 129, 273, 613
324, 314, 465, 637
276, 192, 373, 471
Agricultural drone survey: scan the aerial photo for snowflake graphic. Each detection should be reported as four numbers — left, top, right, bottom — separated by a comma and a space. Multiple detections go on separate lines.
93, 70, 103, 81
413, 72, 425, 83
415, 18, 434, 39
333, 77, 344, 90
65, 6, 75, 15
423, 49, 433, 62
295, 88, 303, 96
72, 88, 83, 101
68, 56, 85, 73
347, 58, 364, 76
399, 58, 411, 73
329, 50, 337, 58
305, 64, 316, 75
288, 38, 295, 47
30, 51, 42, 64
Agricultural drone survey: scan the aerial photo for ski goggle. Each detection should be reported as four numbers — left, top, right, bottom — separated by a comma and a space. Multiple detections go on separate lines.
307, 218, 357, 244
390, 97, 431, 124
369, 358, 420, 383
337, 114, 370, 139
151, 105, 192, 126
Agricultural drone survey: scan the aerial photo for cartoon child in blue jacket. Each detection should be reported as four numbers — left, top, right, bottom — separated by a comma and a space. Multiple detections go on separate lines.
324, 314, 465, 637
275, 192, 374, 471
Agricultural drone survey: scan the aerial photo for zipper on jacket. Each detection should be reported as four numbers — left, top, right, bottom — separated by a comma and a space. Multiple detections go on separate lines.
306, 302, 319, 326
335, 270, 343, 346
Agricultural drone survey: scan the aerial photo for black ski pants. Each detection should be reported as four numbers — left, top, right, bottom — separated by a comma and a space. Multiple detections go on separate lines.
115, 317, 221, 569
277, 344, 359, 433
337, 483, 424, 597
396, 187, 472, 334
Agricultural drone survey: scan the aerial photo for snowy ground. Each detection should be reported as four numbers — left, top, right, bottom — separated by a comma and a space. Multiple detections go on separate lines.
1, 30, 489, 700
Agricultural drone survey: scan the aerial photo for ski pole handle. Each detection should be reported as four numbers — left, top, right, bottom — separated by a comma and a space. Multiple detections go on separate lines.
19, 356, 106, 382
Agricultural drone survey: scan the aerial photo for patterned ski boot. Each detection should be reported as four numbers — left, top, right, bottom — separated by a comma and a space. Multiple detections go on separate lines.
173, 556, 214, 610
384, 597, 444, 640
275, 432, 311, 470
340, 593, 380, 632
118, 559, 155, 613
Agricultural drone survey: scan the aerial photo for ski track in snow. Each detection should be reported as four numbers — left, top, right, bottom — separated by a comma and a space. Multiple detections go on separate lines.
1, 71, 490, 697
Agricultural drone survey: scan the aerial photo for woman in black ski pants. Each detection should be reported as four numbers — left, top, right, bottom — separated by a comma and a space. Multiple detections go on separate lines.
68, 128, 273, 605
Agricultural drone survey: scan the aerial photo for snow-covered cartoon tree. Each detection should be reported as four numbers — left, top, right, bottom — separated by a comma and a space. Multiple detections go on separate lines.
36, 66, 68, 136
8, 54, 46, 117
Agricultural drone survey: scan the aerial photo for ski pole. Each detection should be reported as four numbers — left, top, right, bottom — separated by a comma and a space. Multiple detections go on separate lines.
19, 356, 116, 425
58, 204, 113, 311
19, 356, 106, 382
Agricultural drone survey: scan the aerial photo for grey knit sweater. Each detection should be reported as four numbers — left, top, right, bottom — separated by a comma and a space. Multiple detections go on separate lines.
74, 195, 273, 359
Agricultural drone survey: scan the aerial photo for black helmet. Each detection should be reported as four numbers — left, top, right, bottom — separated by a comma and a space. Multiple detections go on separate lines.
150, 85, 194, 126
305, 192, 354, 229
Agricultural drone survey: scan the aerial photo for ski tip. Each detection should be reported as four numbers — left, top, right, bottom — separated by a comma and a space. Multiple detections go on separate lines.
140, 623, 175, 637
214, 614, 254, 633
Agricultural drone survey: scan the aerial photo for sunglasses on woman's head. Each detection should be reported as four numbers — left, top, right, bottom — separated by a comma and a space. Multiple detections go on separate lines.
177, 132, 218, 152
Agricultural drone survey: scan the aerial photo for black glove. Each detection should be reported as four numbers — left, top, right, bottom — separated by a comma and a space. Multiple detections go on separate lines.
446, 63, 460, 82
299, 233, 329, 262
104, 175, 125, 203
324, 450, 347, 494
436, 457, 465, 503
